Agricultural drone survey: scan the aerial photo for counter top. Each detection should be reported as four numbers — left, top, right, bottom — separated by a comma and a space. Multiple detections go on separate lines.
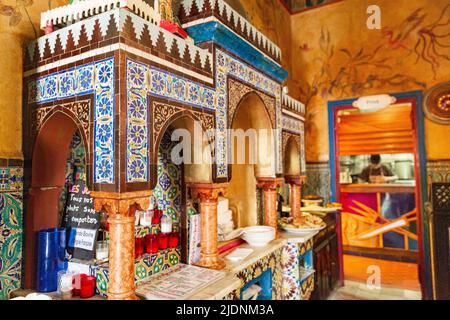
340, 183, 416, 193
279, 231, 318, 244
221, 238, 287, 274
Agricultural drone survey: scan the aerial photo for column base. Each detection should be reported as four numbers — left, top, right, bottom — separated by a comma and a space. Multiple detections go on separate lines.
196, 255, 226, 270
107, 291, 139, 301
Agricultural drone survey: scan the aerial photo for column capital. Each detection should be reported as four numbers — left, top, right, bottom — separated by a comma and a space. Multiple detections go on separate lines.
256, 177, 283, 191
285, 175, 307, 186
187, 183, 229, 202
90, 191, 152, 217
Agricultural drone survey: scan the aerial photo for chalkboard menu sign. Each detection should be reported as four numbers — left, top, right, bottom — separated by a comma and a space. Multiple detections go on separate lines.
63, 174, 100, 261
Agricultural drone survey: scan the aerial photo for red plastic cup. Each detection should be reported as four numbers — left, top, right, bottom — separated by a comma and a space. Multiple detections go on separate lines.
145, 234, 158, 254
72, 274, 87, 296
135, 237, 145, 259
169, 232, 179, 248
80, 276, 96, 299
157, 233, 169, 250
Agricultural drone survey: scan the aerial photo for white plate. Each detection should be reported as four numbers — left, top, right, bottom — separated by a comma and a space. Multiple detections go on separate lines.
226, 248, 254, 262
281, 225, 326, 235
302, 206, 342, 212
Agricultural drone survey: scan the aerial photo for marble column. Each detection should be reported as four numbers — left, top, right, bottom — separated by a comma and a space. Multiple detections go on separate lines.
91, 191, 152, 300
257, 177, 283, 234
285, 175, 307, 220
187, 183, 228, 270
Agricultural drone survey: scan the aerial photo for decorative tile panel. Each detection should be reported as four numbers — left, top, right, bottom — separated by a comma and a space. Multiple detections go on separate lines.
0, 169, 23, 193
28, 58, 115, 184
215, 49, 283, 178
126, 59, 215, 183
427, 160, 450, 184
0, 193, 23, 300
303, 162, 331, 204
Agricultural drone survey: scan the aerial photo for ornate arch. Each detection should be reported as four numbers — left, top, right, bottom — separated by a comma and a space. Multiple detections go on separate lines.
228, 77, 276, 128
31, 99, 92, 164
282, 131, 302, 175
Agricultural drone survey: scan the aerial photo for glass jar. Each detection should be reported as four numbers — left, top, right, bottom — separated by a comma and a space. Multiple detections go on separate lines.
95, 241, 109, 261
140, 210, 153, 227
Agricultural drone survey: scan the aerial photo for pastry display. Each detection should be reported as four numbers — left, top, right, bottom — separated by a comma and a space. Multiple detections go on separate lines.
279, 213, 326, 230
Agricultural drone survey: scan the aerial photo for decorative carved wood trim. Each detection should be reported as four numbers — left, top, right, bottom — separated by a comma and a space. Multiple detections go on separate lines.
90, 190, 152, 217
285, 175, 307, 186
256, 177, 283, 191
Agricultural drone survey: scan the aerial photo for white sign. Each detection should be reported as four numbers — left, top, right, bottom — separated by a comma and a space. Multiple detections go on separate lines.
71, 228, 97, 251
353, 94, 396, 112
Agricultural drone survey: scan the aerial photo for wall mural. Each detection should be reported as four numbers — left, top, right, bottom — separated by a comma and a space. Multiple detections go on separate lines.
298, 4, 450, 107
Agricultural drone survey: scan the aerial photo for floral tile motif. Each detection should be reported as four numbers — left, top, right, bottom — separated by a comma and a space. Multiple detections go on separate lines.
234, 247, 283, 300
215, 50, 283, 178
0, 169, 23, 193
0, 193, 23, 300
153, 131, 183, 222
28, 58, 115, 184
126, 59, 215, 183
126, 60, 149, 183
280, 241, 314, 300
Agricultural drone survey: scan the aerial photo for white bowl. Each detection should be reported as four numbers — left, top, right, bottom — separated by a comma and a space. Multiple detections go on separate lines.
241, 226, 275, 247
302, 199, 323, 207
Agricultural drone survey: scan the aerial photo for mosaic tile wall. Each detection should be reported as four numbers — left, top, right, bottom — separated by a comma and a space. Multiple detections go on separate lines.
303, 162, 331, 204
153, 131, 183, 222
0, 163, 23, 300
215, 49, 283, 178
28, 58, 115, 184
126, 59, 215, 183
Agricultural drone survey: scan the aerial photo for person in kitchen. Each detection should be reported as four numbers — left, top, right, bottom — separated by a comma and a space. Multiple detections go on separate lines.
358, 155, 398, 183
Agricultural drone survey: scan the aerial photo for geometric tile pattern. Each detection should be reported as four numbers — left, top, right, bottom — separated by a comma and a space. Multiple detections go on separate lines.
303, 162, 331, 204
233, 247, 284, 300
0, 169, 23, 193
215, 49, 282, 178
427, 160, 450, 183
0, 193, 23, 300
153, 131, 183, 223
27, 58, 115, 184
126, 59, 216, 183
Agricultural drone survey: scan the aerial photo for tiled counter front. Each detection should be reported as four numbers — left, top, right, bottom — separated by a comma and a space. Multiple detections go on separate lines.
280, 240, 315, 301
94, 248, 181, 297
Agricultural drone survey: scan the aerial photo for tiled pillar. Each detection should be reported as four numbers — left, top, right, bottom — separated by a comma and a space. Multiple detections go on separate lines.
91, 191, 151, 300
285, 176, 307, 220
257, 178, 283, 234
187, 183, 228, 270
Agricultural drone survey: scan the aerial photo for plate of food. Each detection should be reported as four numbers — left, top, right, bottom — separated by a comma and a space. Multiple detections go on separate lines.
279, 213, 326, 235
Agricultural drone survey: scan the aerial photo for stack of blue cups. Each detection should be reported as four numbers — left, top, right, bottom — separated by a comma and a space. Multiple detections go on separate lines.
37, 228, 68, 292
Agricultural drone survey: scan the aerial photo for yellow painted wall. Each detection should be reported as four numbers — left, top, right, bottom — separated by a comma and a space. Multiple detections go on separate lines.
0, 0, 67, 159
288, 0, 450, 161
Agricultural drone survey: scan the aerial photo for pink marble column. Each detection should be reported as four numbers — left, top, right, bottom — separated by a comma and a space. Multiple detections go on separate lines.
257, 178, 283, 236
285, 175, 307, 220
188, 183, 229, 270
91, 191, 151, 300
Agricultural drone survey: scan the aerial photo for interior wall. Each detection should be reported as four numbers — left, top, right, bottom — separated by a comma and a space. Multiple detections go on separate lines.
288, 0, 450, 162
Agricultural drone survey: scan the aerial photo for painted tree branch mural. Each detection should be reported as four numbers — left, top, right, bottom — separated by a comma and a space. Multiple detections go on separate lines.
299, 4, 450, 107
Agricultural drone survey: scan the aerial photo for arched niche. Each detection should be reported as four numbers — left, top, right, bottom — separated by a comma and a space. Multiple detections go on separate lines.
24, 111, 87, 289
228, 92, 275, 228
284, 136, 301, 176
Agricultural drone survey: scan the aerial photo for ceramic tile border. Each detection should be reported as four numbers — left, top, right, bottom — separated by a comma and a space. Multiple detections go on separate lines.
0, 160, 24, 193
24, 43, 213, 85
26, 58, 116, 184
